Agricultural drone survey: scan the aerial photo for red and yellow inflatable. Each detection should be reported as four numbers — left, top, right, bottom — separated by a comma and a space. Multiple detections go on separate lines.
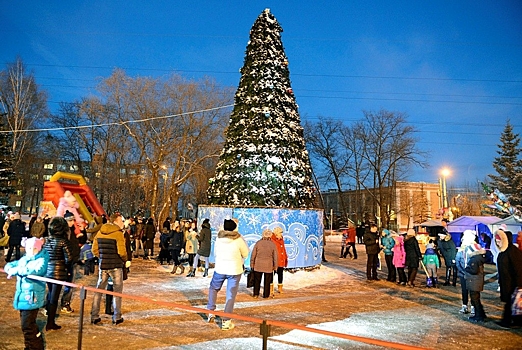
41, 171, 106, 223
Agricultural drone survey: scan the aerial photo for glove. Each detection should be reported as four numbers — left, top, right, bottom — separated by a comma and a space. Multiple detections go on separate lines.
125, 261, 131, 268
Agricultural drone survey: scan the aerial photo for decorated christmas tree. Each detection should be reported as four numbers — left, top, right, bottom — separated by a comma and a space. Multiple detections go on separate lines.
207, 9, 316, 208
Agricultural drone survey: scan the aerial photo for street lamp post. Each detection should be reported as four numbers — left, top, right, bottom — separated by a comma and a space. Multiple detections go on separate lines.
441, 168, 450, 211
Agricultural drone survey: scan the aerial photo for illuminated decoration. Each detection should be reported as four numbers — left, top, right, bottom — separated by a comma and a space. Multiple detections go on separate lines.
481, 182, 521, 219
197, 205, 324, 268
207, 8, 316, 208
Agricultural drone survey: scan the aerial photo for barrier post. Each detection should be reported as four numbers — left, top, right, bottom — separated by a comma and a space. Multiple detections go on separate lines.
77, 286, 87, 350
260, 319, 271, 350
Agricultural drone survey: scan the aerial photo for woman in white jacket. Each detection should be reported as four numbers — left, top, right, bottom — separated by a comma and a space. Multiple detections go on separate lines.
206, 219, 249, 331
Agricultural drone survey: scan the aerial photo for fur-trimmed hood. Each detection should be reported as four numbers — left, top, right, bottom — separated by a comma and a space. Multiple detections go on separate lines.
218, 230, 241, 240
494, 229, 512, 253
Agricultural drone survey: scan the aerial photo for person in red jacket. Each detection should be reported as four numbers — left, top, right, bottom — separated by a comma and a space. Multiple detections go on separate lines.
271, 227, 288, 294
343, 226, 358, 259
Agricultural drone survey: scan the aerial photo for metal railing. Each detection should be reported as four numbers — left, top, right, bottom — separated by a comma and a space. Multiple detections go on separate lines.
0, 268, 429, 350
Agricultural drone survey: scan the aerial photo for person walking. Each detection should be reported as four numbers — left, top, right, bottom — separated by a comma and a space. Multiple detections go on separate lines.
191, 218, 212, 277
206, 218, 249, 331
90, 213, 128, 326
343, 226, 357, 260
4, 237, 49, 350
42, 217, 72, 331
250, 229, 278, 298
494, 229, 522, 328
143, 218, 155, 260
271, 226, 288, 294
363, 223, 380, 281
404, 229, 421, 287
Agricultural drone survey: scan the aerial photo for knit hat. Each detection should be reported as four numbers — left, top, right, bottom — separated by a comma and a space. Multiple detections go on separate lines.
223, 219, 237, 231
64, 210, 75, 221
406, 229, 416, 236
262, 229, 273, 238
461, 229, 477, 246
23, 237, 44, 252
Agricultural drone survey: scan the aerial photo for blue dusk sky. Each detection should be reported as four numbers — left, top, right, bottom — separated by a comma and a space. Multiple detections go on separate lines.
1, 1, 521, 188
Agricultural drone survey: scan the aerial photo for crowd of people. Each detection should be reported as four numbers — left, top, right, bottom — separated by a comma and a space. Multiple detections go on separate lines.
350, 219, 522, 328
2, 206, 522, 347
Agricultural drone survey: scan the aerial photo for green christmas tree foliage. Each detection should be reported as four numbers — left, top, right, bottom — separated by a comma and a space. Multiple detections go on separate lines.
488, 119, 522, 212
207, 9, 316, 208
0, 117, 16, 206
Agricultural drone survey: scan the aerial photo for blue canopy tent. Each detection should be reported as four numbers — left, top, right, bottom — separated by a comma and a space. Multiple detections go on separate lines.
446, 216, 501, 247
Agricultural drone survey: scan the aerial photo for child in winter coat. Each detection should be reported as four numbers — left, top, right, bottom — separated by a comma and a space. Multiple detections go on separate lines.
456, 229, 477, 314
381, 229, 396, 282
340, 229, 349, 258
422, 242, 441, 287
80, 241, 95, 276
4, 237, 49, 350
393, 234, 407, 285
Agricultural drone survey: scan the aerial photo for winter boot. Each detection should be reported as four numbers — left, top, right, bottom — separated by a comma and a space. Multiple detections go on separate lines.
278, 283, 283, 294
269, 283, 275, 298
433, 277, 438, 288
459, 305, 469, 314
186, 268, 195, 277
203, 268, 208, 277
339, 247, 345, 258
171, 265, 178, 274
443, 267, 451, 286
45, 304, 62, 331
179, 265, 185, 275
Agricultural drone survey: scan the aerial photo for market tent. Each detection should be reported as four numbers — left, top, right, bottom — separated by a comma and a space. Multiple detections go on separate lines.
416, 219, 444, 237
447, 216, 501, 248
490, 215, 522, 240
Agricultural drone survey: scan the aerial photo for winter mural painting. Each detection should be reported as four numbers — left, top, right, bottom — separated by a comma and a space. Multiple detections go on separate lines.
202, 9, 324, 268
198, 206, 324, 268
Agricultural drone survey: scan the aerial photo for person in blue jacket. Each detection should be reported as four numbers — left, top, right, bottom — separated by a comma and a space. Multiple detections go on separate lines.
4, 237, 49, 350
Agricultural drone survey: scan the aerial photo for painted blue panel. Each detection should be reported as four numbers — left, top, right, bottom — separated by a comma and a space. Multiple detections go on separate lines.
197, 206, 324, 268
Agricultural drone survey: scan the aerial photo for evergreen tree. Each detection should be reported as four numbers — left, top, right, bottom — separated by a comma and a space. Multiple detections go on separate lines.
0, 115, 16, 206
488, 119, 522, 211
207, 9, 316, 208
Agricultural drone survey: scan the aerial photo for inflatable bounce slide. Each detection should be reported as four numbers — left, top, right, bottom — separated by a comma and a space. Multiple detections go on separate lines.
41, 171, 106, 223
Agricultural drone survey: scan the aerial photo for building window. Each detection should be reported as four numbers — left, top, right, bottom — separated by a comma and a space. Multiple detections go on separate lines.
43, 175, 52, 181
57, 164, 67, 171
17, 190, 22, 196
95, 172, 101, 178
30, 174, 39, 180
70, 165, 78, 171
44, 163, 54, 169
15, 201, 21, 207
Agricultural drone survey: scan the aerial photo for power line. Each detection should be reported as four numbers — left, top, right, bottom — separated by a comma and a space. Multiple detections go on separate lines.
0, 104, 234, 134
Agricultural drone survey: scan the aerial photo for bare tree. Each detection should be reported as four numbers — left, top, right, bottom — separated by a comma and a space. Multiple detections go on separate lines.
304, 117, 351, 222
97, 69, 232, 223
0, 57, 48, 168
353, 110, 427, 227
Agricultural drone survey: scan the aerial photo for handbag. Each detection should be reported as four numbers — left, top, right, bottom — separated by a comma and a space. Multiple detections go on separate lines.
512, 287, 522, 316
0, 233, 9, 247
247, 270, 255, 288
